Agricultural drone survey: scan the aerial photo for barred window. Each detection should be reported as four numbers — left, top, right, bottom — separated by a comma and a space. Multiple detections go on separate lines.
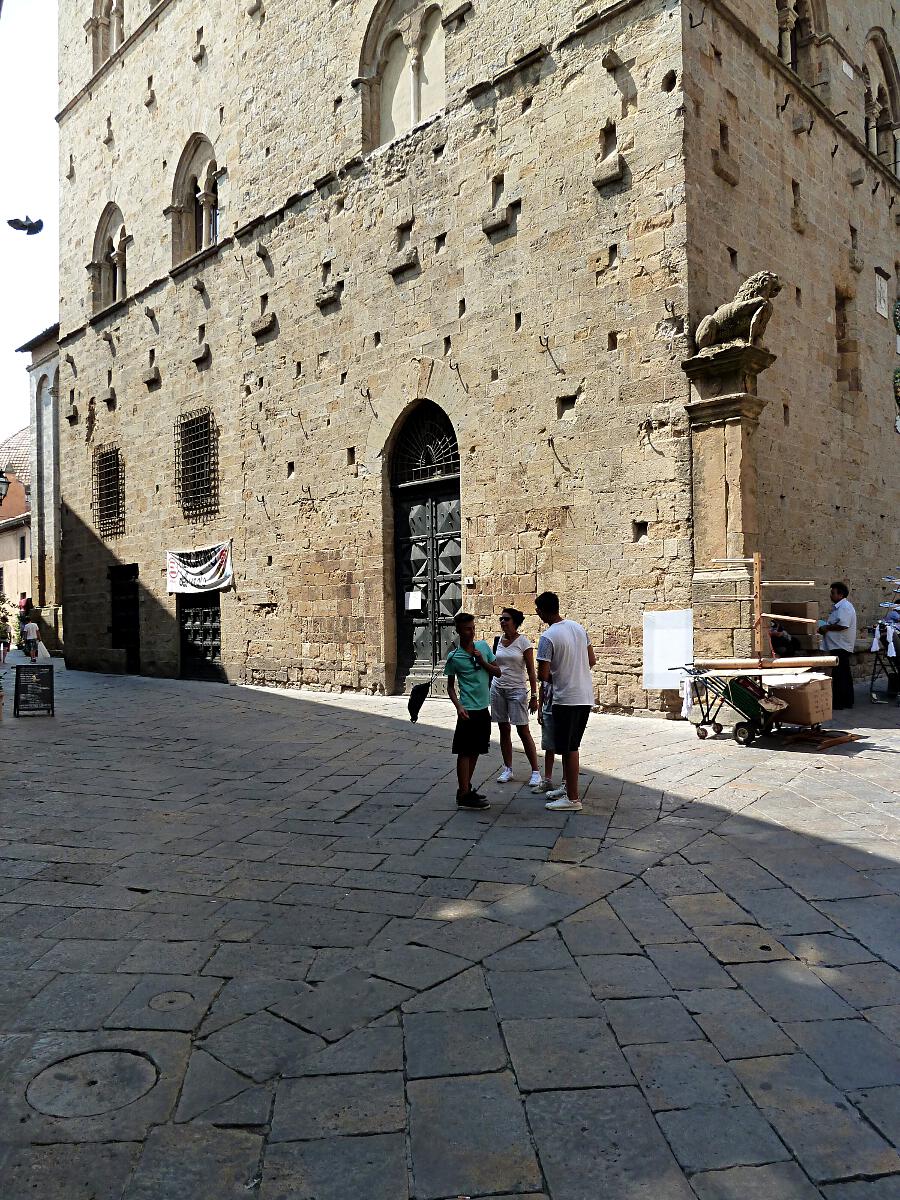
93, 444, 125, 536
175, 408, 219, 518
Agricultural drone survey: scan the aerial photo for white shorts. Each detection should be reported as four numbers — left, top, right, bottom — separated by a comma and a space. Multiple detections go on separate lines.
491, 685, 530, 726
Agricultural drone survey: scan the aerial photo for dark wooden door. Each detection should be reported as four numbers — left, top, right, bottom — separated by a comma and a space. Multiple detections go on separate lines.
394, 487, 461, 688
178, 592, 224, 680
109, 563, 140, 674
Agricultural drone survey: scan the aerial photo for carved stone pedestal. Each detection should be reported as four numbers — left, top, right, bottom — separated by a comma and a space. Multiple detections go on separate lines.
682, 344, 776, 659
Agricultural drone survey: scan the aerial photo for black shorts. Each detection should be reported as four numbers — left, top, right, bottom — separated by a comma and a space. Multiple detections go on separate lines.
452, 707, 491, 756
551, 704, 591, 752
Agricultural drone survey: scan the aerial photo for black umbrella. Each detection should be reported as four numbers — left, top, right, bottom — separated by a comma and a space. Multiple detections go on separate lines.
408, 644, 456, 722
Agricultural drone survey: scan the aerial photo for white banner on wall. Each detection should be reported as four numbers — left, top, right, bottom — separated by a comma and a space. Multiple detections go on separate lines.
166, 541, 234, 594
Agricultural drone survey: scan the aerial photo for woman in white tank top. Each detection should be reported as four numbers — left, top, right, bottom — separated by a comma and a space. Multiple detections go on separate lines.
490, 607, 541, 786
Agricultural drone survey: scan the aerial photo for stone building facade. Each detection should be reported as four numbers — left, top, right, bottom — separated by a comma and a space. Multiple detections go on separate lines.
17, 325, 63, 651
55, 0, 899, 709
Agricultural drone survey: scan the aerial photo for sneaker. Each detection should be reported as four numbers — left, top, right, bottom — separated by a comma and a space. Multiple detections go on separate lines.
458, 791, 491, 810
528, 770, 542, 787
497, 766, 514, 784
531, 779, 554, 794
545, 784, 569, 800
545, 795, 583, 811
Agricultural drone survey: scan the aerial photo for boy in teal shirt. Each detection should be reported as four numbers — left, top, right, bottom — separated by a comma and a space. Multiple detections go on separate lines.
444, 611, 501, 809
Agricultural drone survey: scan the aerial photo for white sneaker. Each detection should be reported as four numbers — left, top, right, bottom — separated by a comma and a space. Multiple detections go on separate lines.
545, 784, 569, 800
545, 795, 583, 811
497, 766, 514, 784
531, 779, 554, 794
528, 770, 542, 787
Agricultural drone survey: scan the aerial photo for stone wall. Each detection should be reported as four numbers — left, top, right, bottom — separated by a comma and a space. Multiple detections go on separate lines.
683, 0, 900, 650
57, 0, 693, 709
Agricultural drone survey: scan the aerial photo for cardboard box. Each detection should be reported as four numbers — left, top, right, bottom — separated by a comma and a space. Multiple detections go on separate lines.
769, 677, 832, 726
769, 602, 820, 653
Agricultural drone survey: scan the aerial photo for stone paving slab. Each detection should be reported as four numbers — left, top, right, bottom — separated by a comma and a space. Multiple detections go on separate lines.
527, 1087, 694, 1199
1, 659, 899, 1196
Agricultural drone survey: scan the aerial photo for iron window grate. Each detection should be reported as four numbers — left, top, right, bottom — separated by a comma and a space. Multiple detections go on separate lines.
392, 401, 460, 487
175, 407, 219, 517
92, 444, 125, 537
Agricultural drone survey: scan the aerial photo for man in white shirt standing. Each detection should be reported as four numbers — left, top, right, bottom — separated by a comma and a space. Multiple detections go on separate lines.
535, 591, 596, 811
821, 581, 857, 709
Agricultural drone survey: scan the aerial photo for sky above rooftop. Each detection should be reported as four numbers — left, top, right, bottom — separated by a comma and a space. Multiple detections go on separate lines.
0, 0, 58, 441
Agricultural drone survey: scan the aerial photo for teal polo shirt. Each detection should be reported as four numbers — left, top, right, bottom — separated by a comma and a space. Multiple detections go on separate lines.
444, 641, 495, 711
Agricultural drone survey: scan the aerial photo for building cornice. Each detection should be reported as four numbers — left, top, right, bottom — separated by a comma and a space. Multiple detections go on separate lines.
57, 0, 176, 124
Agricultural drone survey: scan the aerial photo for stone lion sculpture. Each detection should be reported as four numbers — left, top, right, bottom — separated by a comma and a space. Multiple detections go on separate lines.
695, 271, 783, 350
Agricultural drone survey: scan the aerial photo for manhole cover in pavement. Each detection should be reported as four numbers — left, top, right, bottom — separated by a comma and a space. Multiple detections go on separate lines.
26, 1051, 159, 1117
148, 990, 194, 1012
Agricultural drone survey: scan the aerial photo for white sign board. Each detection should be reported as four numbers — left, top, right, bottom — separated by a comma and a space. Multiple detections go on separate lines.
643, 609, 694, 689
876, 272, 889, 319
404, 590, 424, 611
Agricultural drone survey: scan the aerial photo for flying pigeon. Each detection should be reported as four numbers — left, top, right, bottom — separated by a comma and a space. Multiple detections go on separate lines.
7, 217, 43, 235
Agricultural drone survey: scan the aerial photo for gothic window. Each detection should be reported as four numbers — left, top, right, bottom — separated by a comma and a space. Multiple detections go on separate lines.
776, 1, 819, 84
93, 444, 125, 536
89, 203, 128, 312
88, 1, 125, 73
169, 135, 221, 265
359, 2, 447, 152
863, 33, 900, 172
175, 408, 219, 518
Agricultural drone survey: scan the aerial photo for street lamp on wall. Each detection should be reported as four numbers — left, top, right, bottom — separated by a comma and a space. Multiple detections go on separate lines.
0, 468, 9, 507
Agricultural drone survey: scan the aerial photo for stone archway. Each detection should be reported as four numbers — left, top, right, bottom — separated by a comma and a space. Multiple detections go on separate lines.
389, 399, 461, 691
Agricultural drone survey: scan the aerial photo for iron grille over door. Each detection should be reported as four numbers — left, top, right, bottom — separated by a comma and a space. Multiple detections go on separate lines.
392, 402, 461, 689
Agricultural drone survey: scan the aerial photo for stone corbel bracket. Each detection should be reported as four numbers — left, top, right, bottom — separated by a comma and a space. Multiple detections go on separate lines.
191, 342, 211, 367
593, 152, 626, 189
100, 386, 117, 411
251, 312, 277, 338
142, 364, 161, 388
65, 401, 79, 425
315, 280, 345, 310
441, 1, 472, 32
711, 148, 739, 186
387, 246, 420, 278
481, 199, 521, 237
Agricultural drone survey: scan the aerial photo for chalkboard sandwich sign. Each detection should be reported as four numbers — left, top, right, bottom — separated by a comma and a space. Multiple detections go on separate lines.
13, 664, 55, 717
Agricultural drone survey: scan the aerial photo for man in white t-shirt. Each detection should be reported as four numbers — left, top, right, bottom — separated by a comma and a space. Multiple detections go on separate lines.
821, 581, 857, 709
22, 619, 41, 663
535, 591, 595, 811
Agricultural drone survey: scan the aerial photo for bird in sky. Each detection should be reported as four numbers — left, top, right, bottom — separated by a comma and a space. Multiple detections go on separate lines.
7, 216, 44, 235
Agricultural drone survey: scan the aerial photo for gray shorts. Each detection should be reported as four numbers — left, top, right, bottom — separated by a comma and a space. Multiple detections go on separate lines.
491, 686, 530, 727
540, 708, 555, 752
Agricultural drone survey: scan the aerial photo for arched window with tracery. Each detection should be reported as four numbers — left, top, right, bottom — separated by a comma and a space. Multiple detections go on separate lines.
169, 135, 221, 265
863, 33, 900, 173
87, 1, 125, 73
89, 203, 128, 312
359, 1, 446, 152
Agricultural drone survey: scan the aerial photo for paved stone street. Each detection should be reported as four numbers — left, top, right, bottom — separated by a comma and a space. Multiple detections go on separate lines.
1, 655, 900, 1198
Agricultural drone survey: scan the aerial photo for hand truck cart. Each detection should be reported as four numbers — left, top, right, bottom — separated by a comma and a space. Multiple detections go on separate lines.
680, 666, 787, 746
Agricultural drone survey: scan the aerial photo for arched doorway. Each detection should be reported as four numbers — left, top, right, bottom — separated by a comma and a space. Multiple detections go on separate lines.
391, 401, 461, 690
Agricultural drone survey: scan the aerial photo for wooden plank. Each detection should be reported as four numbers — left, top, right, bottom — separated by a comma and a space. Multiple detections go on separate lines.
760, 613, 819, 626
694, 656, 837, 669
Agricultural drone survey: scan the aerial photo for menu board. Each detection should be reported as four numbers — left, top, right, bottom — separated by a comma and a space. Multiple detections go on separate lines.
13, 664, 55, 717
